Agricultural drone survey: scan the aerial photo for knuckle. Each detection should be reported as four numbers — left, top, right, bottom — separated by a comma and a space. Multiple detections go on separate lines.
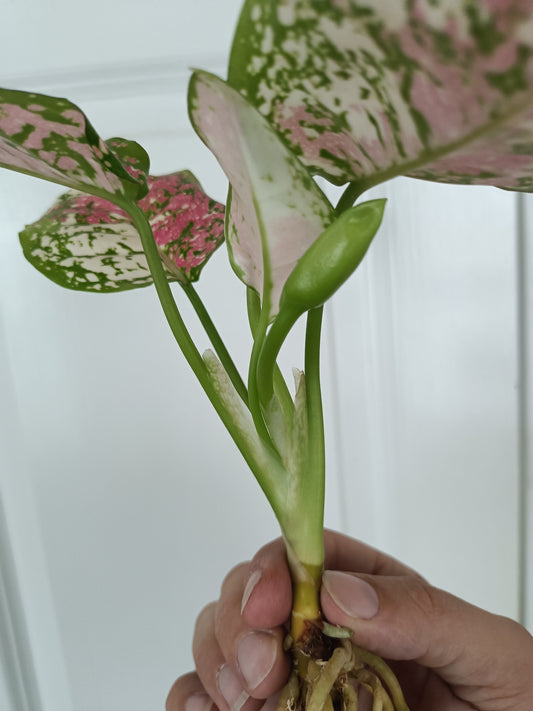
165, 672, 199, 711
403, 576, 445, 622
220, 562, 250, 598
196, 601, 217, 629
193, 602, 217, 655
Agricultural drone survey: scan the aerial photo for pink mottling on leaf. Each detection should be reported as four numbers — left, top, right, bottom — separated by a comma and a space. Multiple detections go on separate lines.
39, 150, 56, 164
36, 170, 224, 283
0, 104, 85, 150
44, 192, 130, 225
0, 91, 147, 198
485, 41, 520, 73
57, 155, 78, 171
276, 104, 355, 161
481, 0, 532, 14
409, 73, 465, 138
139, 172, 225, 279
236, 1, 533, 188
65, 139, 123, 193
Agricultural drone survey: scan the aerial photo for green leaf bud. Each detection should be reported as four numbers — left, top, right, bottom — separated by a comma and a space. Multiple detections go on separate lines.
279, 199, 386, 314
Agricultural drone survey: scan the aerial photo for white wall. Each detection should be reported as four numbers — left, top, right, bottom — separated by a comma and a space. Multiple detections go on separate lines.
0, 2, 530, 710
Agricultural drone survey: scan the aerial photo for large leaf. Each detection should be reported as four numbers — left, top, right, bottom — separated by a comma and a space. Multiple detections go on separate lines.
0, 89, 148, 200
188, 70, 333, 320
229, 1, 533, 192
20, 171, 225, 292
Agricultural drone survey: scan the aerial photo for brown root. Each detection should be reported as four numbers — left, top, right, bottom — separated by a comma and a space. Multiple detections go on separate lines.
277, 638, 410, 711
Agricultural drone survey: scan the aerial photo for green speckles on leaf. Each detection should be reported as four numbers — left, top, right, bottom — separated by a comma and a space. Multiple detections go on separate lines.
465, 4, 505, 55
20, 209, 153, 293
228, 0, 533, 192
19, 171, 226, 293
189, 70, 333, 320
0, 88, 148, 202
486, 45, 532, 96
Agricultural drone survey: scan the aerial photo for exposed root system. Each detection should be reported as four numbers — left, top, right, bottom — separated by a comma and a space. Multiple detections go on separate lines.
279, 638, 410, 711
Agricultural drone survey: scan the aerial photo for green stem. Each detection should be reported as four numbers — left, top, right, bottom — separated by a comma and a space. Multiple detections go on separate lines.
335, 181, 364, 215
121, 202, 286, 508
247, 303, 276, 447
248, 289, 295, 424
303, 306, 326, 545
285, 307, 326, 641
255, 308, 297, 406
181, 281, 248, 406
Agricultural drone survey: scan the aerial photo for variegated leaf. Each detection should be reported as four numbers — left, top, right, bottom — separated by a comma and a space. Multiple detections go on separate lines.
188, 70, 333, 321
229, 1, 533, 192
0, 89, 148, 201
20, 171, 225, 292
139, 171, 225, 282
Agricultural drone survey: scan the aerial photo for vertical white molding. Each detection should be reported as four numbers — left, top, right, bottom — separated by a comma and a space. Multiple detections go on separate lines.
0, 495, 41, 711
0, 305, 73, 711
517, 193, 533, 631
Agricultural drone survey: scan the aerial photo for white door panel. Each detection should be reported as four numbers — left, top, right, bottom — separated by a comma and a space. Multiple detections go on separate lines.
328, 179, 520, 616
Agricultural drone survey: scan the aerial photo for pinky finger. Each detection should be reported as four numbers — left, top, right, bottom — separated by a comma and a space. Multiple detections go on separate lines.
166, 671, 217, 711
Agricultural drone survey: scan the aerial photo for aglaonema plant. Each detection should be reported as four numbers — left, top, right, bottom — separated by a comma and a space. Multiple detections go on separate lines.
2, 2, 533, 709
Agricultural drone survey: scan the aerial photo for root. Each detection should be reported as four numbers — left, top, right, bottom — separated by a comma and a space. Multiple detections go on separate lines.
307, 644, 350, 711
278, 638, 410, 711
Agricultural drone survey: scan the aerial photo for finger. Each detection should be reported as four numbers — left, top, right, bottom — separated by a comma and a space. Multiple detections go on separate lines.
321, 571, 533, 708
323, 530, 422, 578
239, 541, 292, 628
216, 563, 290, 698
193, 603, 262, 711
241, 533, 420, 629
166, 671, 215, 711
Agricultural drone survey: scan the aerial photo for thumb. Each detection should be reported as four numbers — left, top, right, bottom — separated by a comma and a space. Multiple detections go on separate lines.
320, 570, 533, 691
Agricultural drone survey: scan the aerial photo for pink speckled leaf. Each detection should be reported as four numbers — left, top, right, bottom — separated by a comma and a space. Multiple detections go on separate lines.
229, 1, 533, 192
19, 171, 225, 292
188, 70, 333, 320
0, 89, 148, 201
139, 171, 225, 282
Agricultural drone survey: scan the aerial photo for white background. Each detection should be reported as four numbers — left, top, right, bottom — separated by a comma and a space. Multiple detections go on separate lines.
0, 2, 531, 710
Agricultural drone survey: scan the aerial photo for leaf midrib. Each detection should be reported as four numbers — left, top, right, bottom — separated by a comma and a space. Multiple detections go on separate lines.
350, 91, 533, 193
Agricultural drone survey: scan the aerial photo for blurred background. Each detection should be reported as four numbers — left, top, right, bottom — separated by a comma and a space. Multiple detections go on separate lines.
0, 2, 531, 710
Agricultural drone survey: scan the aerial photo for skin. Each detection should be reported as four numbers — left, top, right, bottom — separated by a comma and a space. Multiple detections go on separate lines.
166, 530, 533, 711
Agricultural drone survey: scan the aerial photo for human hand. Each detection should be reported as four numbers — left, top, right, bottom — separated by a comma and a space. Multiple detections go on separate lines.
166, 530, 533, 711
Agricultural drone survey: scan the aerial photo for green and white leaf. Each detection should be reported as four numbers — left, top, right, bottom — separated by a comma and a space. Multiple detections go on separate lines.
0, 89, 148, 201
20, 190, 156, 292
188, 70, 334, 321
229, 1, 533, 192
20, 171, 225, 293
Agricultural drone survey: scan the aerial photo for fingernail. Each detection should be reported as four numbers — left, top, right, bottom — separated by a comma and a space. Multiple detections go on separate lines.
217, 664, 250, 711
322, 571, 379, 619
186, 693, 213, 711
237, 631, 277, 691
241, 569, 262, 614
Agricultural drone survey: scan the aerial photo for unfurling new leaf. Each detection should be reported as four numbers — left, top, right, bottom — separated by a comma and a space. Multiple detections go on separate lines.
188, 70, 334, 321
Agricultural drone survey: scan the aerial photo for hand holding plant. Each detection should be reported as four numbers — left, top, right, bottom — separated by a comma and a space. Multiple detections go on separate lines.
167, 532, 533, 711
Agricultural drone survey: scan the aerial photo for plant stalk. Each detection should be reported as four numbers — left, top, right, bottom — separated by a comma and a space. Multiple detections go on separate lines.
181, 281, 248, 405
121, 202, 287, 513
284, 306, 326, 643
